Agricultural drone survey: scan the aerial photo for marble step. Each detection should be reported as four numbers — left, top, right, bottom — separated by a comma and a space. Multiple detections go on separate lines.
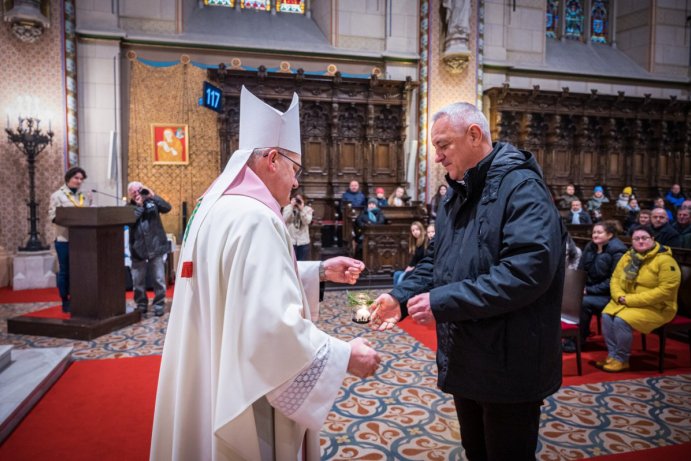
0, 345, 11, 373
0, 347, 72, 443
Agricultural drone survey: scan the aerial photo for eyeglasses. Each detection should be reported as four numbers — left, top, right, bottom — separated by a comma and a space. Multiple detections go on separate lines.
262, 149, 302, 179
632, 236, 652, 242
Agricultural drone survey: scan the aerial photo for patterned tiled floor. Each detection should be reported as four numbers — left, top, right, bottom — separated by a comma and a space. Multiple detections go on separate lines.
2, 291, 690, 460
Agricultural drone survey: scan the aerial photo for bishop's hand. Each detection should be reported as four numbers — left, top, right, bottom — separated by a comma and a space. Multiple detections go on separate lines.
369, 293, 401, 331
347, 337, 381, 378
322, 257, 365, 284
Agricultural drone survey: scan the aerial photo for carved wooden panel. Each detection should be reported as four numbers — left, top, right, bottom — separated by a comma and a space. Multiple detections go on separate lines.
362, 224, 411, 275
205, 68, 417, 258
487, 86, 690, 201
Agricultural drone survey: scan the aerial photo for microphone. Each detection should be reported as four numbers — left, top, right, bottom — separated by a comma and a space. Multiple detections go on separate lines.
92, 189, 127, 204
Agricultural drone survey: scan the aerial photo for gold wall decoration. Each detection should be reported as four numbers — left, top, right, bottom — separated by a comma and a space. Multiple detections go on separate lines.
128, 59, 220, 240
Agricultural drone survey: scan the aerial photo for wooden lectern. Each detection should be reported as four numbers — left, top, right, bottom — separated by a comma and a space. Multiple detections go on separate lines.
8, 207, 140, 340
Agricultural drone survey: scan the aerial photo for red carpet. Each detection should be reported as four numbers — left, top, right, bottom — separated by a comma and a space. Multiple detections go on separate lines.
398, 316, 691, 386
0, 356, 161, 461
0, 286, 174, 304
0, 287, 61, 303
22, 305, 70, 319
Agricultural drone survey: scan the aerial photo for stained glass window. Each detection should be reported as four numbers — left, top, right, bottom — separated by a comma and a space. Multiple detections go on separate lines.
564, 0, 584, 40
590, 0, 609, 43
241, 0, 270, 11
545, 0, 560, 39
277, 0, 305, 14
204, 0, 235, 6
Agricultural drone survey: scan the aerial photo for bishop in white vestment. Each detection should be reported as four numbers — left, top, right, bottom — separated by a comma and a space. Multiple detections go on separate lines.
150, 87, 378, 461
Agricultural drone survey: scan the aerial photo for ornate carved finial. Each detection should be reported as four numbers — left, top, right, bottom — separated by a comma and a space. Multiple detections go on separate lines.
561, 87, 570, 96
617, 91, 625, 102
442, 51, 471, 74
590, 89, 598, 100
257, 65, 267, 79
4, 0, 50, 43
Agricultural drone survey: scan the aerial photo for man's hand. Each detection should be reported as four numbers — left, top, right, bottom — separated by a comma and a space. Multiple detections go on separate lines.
408, 292, 433, 325
347, 337, 381, 378
323, 257, 365, 284
369, 293, 401, 331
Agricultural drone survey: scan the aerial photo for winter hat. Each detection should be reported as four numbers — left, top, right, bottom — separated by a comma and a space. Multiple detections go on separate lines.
623, 186, 632, 195
375, 187, 385, 194
594, 186, 604, 193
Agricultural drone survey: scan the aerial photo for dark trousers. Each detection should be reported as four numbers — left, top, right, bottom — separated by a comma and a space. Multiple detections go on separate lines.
55, 241, 70, 311
453, 396, 543, 461
293, 244, 310, 261
580, 294, 609, 341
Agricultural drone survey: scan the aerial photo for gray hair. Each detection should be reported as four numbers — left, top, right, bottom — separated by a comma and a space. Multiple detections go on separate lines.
432, 102, 492, 143
127, 181, 142, 191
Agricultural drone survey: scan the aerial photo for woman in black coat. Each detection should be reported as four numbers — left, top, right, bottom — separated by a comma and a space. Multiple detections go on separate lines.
576, 220, 628, 344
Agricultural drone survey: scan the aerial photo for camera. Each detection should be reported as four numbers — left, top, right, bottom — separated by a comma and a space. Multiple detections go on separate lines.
295, 198, 302, 205
140, 188, 150, 196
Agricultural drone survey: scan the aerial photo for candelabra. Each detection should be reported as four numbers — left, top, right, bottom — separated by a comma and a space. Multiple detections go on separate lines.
6, 116, 53, 251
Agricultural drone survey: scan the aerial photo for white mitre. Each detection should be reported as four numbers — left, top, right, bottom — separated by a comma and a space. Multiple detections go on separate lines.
179, 86, 301, 268
239, 85, 301, 155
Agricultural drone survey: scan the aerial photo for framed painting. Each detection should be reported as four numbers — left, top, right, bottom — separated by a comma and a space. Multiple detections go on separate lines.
151, 124, 189, 165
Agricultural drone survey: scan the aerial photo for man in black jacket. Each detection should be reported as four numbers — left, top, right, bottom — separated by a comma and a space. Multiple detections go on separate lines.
127, 181, 172, 316
371, 102, 565, 461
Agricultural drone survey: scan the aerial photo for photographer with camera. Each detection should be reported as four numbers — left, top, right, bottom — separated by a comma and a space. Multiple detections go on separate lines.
127, 181, 172, 316
282, 192, 313, 260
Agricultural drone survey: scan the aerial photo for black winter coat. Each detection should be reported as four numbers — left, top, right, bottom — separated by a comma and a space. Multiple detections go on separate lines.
577, 238, 628, 296
129, 195, 172, 260
391, 142, 565, 403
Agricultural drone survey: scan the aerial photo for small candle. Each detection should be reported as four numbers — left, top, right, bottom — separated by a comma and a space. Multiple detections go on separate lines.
353, 307, 371, 324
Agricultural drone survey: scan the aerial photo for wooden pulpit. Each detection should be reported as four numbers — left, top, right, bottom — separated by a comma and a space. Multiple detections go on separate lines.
8, 207, 140, 340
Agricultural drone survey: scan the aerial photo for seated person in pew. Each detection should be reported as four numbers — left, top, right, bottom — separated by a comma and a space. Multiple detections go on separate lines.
587, 186, 610, 222
623, 198, 640, 232
653, 197, 674, 222
599, 225, 680, 372
373, 187, 388, 208
558, 183, 580, 209
627, 209, 651, 236
566, 200, 592, 225
426, 222, 436, 241
387, 186, 407, 207
650, 207, 681, 248
353, 199, 387, 257
562, 221, 627, 353
393, 221, 430, 286
673, 208, 691, 238
341, 180, 367, 212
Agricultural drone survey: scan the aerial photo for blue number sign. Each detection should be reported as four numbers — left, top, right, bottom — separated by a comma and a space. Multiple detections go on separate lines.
201, 81, 223, 113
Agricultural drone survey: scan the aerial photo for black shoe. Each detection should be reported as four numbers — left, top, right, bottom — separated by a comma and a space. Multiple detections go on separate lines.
154, 307, 165, 317
561, 338, 577, 353
138, 306, 148, 315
